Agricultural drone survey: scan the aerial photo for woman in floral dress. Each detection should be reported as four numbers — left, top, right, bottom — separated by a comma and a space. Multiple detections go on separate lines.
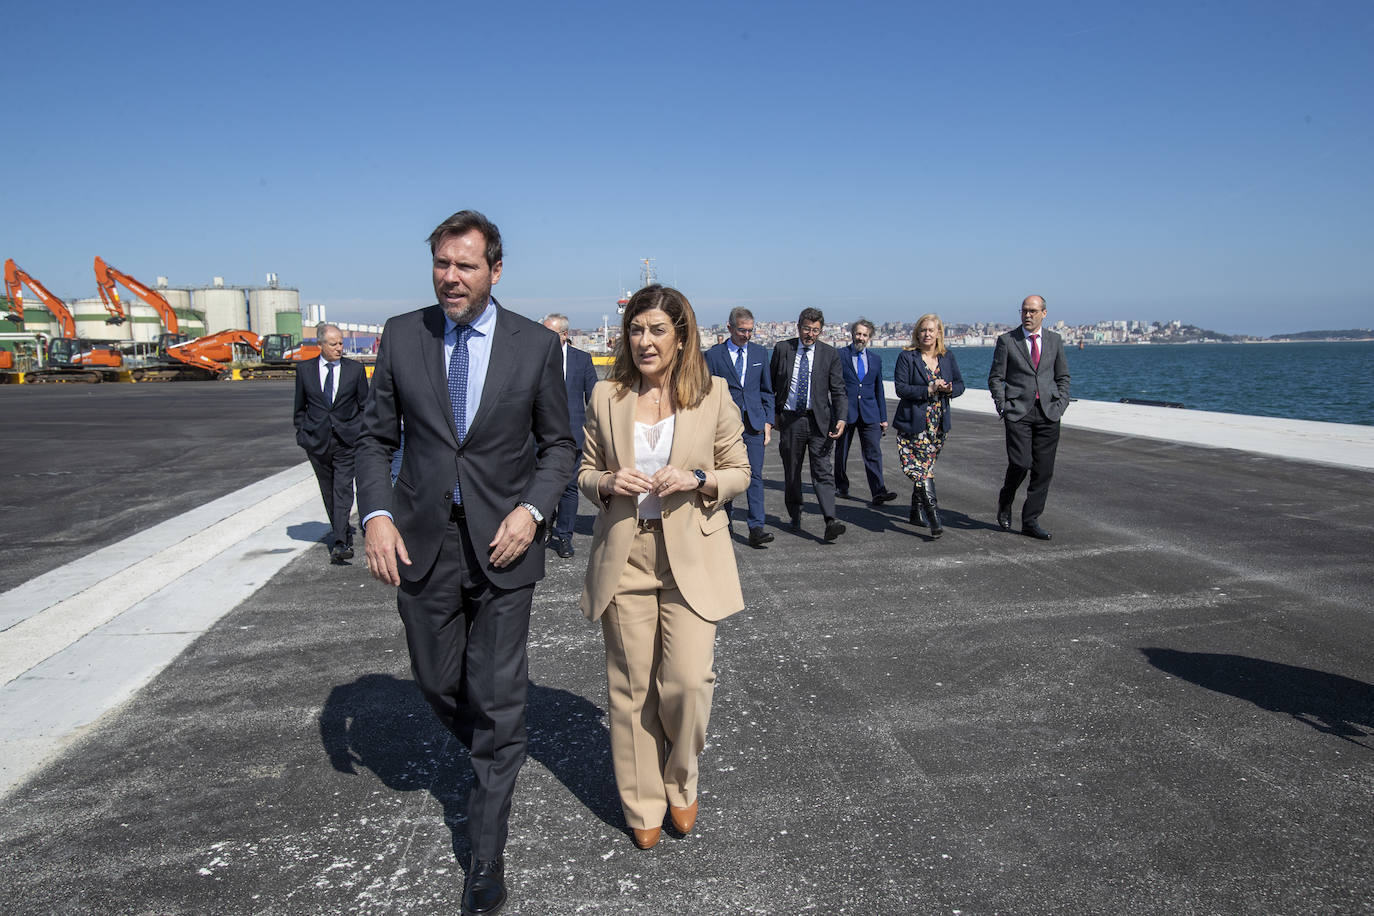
891, 314, 965, 537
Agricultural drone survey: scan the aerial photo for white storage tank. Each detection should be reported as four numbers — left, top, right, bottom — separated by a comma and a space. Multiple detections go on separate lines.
72, 296, 132, 341
194, 286, 248, 334
248, 285, 300, 335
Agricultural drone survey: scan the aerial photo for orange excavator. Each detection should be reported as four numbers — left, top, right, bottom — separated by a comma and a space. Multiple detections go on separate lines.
93, 256, 188, 353
133, 330, 319, 382
4, 258, 124, 382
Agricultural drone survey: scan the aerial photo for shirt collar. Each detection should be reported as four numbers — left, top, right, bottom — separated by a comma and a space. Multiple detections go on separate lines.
728, 340, 745, 356
444, 299, 497, 338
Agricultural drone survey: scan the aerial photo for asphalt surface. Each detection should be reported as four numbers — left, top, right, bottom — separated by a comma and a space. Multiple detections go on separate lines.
1, 388, 1372, 914
0, 382, 302, 592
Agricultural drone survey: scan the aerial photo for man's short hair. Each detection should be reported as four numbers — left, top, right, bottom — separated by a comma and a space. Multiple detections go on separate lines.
798, 307, 824, 326
318, 322, 341, 338
426, 210, 503, 267
542, 313, 569, 333
727, 306, 755, 327
852, 317, 875, 335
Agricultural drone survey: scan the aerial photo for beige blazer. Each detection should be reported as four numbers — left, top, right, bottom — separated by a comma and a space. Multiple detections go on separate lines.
578, 376, 751, 622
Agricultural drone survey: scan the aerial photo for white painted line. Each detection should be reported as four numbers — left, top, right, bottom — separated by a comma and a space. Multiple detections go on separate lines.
0, 492, 330, 797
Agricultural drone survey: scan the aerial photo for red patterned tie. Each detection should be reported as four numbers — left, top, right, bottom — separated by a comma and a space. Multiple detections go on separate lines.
1031, 334, 1041, 369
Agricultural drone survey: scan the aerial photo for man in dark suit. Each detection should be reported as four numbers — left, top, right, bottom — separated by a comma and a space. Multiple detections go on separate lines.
834, 317, 898, 507
988, 294, 1071, 540
293, 323, 370, 564
541, 312, 598, 559
705, 306, 776, 548
356, 210, 576, 916
768, 307, 848, 541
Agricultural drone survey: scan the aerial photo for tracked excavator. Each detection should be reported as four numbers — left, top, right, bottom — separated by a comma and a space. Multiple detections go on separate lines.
4, 259, 124, 382
93, 256, 189, 357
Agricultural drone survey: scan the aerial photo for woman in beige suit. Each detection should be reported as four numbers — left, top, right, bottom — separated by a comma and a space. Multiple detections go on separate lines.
578, 284, 751, 850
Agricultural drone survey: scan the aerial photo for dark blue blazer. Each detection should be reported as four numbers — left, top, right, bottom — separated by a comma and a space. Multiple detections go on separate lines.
892, 349, 965, 435
564, 344, 599, 448
705, 341, 774, 434
837, 344, 888, 426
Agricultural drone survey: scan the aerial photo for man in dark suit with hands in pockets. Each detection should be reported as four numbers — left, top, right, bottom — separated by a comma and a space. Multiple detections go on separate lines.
705, 306, 776, 548
988, 294, 1071, 540
355, 210, 577, 916
293, 322, 370, 564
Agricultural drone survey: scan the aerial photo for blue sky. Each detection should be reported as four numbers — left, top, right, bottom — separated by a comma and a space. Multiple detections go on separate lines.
3, 0, 1370, 336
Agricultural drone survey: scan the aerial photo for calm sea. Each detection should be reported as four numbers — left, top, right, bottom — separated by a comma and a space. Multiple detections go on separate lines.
867, 340, 1374, 427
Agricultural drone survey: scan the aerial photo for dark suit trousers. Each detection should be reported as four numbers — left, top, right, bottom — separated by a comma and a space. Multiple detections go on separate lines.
777, 410, 837, 520
999, 403, 1061, 525
725, 428, 767, 531
553, 473, 579, 541
834, 420, 885, 497
308, 436, 356, 549
398, 512, 534, 859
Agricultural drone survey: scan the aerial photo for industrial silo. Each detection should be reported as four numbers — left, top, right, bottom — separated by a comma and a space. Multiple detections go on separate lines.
72, 296, 132, 342
153, 280, 199, 338
194, 279, 248, 334
248, 278, 301, 337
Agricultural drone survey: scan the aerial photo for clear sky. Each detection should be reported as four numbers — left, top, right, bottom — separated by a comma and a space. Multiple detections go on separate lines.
4, 0, 1370, 336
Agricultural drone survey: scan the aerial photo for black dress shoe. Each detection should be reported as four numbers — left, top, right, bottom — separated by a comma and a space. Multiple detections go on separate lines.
1022, 522, 1052, 540
789, 513, 802, 532
748, 528, 774, 548
462, 856, 506, 915
996, 507, 1012, 531
869, 490, 898, 506
835, 489, 849, 499
823, 518, 846, 541
330, 544, 353, 564
553, 537, 574, 558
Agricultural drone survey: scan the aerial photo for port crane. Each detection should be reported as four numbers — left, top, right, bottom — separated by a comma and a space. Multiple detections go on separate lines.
93, 256, 187, 352
4, 258, 123, 382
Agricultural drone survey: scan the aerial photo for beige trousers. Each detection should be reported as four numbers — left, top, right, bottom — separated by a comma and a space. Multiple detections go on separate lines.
600, 526, 718, 830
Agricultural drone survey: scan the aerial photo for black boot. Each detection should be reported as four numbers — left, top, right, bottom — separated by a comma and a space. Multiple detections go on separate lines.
909, 485, 928, 527
917, 479, 943, 538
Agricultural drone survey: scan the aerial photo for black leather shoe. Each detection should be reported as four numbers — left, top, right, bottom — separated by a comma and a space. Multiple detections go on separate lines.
835, 488, 849, 499
869, 490, 898, 506
462, 856, 506, 915
823, 518, 846, 541
553, 538, 574, 558
1022, 522, 1052, 540
748, 528, 774, 548
330, 544, 353, 564
789, 513, 803, 532
996, 507, 1013, 531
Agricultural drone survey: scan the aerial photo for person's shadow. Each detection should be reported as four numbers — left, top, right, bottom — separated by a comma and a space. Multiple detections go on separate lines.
318, 675, 621, 864
1141, 648, 1374, 747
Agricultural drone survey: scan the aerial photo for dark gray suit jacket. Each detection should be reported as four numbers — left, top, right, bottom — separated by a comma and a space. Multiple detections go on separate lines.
988, 327, 1071, 423
769, 338, 847, 433
293, 356, 370, 454
356, 301, 577, 587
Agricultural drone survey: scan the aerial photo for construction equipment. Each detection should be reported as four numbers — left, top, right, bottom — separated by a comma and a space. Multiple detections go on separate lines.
4, 259, 124, 382
93, 256, 188, 353
238, 333, 321, 379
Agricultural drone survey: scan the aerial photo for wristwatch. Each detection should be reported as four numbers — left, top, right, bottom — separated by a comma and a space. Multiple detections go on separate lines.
518, 501, 544, 523
692, 469, 707, 490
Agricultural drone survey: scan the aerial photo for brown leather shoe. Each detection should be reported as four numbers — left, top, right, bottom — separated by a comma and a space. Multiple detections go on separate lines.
669, 799, 698, 835
631, 826, 661, 849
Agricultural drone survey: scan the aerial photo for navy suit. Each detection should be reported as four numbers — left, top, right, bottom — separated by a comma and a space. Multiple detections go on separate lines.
833, 344, 890, 500
705, 340, 775, 531
553, 343, 599, 542
294, 356, 370, 550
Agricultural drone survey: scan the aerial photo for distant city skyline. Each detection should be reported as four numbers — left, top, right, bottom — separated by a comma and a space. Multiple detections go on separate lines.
4, 2, 1369, 339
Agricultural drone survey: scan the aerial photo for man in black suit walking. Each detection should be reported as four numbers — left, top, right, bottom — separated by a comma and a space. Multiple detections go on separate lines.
768, 307, 848, 541
293, 323, 370, 564
356, 210, 576, 915
541, 312, 599, 559
988, 294, 1071, 540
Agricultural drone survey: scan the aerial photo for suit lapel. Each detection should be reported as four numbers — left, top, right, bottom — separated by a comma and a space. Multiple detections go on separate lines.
667, 389, 701, 471
421, 306, 460, 445
609, 384, 636, 472
464, 303, 517, 443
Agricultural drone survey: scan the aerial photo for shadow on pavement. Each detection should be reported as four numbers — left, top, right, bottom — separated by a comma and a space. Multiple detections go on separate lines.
1141, 648, 1374, 747
318, 674, 621, 863
287, 521, 331, 542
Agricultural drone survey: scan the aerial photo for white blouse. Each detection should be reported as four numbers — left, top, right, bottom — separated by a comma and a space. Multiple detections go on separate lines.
633, 415, 675, 519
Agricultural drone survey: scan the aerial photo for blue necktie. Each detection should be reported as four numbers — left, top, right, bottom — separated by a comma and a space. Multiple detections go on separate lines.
857, 352, 866, 381
796, 347, 810, 409
324, 362, 336, 403
734, 347, 745, 385
448, 325, 474, 504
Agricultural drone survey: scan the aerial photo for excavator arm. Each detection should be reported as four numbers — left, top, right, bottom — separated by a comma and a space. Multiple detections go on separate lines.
93, 256, 178, 335
4, 258, 78, 338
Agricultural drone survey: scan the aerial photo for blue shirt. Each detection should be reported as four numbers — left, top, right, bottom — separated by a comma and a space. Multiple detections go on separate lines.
727, 340, 748, 384
785, 344, 814, 411
445, 299, 497, 425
